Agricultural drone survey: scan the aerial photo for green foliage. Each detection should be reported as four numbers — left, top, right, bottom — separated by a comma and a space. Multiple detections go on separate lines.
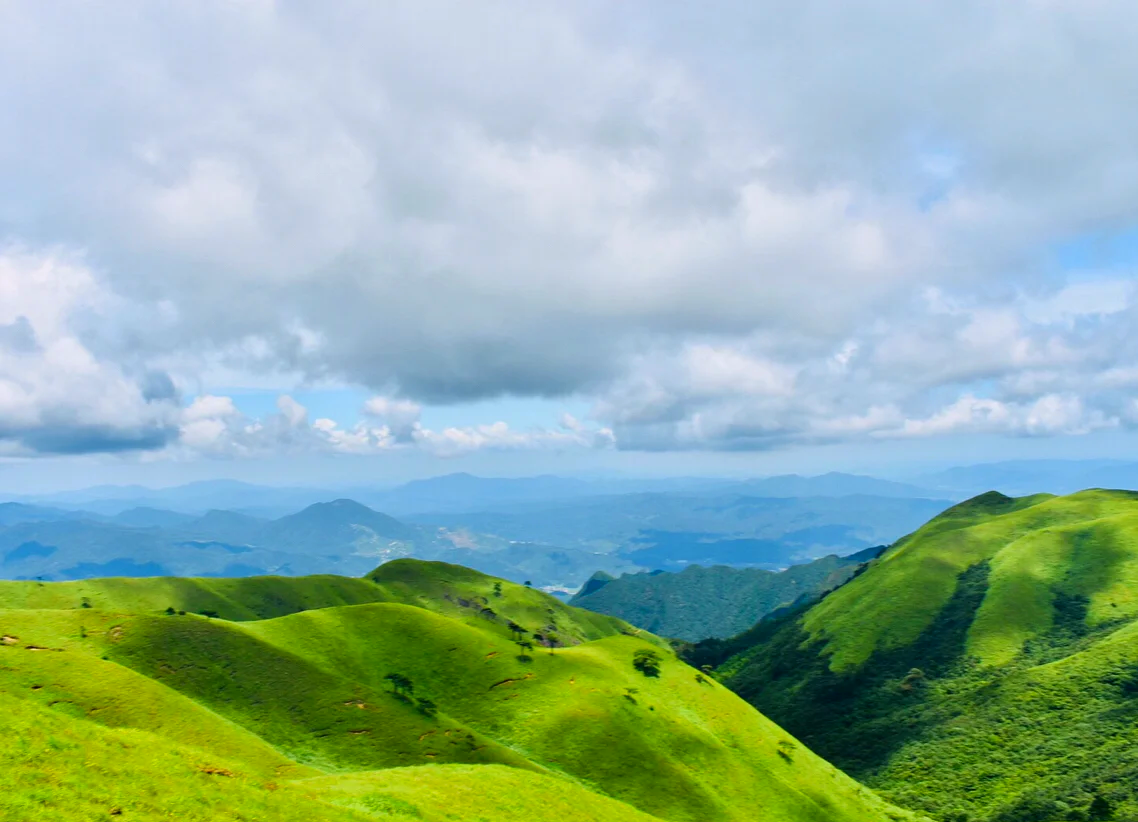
709, 489, 1138, 822
633, 649, 662, 677
572, 553, 875, 640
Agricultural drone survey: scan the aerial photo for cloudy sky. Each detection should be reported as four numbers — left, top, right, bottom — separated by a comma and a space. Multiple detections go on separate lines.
2, 0, 1138, 490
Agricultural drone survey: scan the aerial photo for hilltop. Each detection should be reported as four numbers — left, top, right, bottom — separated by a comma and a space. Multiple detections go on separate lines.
571, 548, 880, 640
697, 489, 1138, 821
0, 559, 917, 822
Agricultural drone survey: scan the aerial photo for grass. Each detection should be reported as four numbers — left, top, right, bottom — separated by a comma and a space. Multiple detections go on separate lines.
0, 559, 916, 822
704, 489, 1138, 821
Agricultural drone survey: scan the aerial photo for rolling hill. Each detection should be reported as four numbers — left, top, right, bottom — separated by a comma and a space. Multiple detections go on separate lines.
0, 559, 918, 822
570, 548, 881, 640
697, 489, 1138, 822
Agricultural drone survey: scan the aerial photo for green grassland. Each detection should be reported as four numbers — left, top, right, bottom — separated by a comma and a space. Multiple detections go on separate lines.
701, 489, 1138, 821
0, 559, 915, 822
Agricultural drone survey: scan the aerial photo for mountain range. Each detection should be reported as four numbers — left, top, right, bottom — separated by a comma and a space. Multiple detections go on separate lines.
0, 475, 956, 589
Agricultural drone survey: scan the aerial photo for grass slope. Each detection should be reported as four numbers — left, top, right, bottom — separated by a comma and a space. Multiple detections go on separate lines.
0, 559, 914, 822
703, 489, 1138, 821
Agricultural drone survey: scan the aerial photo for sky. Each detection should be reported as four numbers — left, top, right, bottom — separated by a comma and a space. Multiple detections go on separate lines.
3, 1, 1138, 491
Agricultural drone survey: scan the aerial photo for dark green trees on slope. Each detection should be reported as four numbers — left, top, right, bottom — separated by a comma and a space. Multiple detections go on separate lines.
696, 489, 1138, 822
571, 548, 880, 640
0, 559, 917, 822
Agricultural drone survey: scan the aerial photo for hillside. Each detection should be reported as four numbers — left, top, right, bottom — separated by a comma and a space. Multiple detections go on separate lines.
699, 489, 1138, 822
571, 549, 880, 640
0, 559, 916, 822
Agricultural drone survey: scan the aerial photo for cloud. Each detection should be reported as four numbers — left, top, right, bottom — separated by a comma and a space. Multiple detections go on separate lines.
0, 247, 181, 456
170, 393, 613, 459
2, 2, 1138, 458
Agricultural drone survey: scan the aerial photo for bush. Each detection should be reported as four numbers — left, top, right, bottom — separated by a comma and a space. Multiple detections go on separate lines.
633, 649, 662, 677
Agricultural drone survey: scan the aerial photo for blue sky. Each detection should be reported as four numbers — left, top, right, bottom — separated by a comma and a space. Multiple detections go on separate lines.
2, 1, 1138, 491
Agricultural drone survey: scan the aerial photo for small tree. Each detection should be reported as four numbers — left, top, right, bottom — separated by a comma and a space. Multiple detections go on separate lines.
523, 580, 532, 587
544, 632, 559, 654
480, 607, 498, 621
416, 697, 438, 718
507, 621, 526, 640
164, 606, 176, 616
384, 672, 414, 699
493, 582, 503, 598
632, 649, 662, 678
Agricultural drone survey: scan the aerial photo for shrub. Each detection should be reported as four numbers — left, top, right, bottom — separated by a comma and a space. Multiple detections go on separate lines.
633, 649, 662, 678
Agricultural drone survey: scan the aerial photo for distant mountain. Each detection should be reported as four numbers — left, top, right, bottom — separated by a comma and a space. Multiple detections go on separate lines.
0, 502, 83, 526
0, 497, 640, 589
110, 507, 197, 529
694, 489, 1138, 822
571, 548, 879, 640
915, 458, 1138, 497
412, 492, 952, 569
183, 509, 269, 545
364, 472, 595, 515
19, 479, 341, 517
730, 472, 939, 499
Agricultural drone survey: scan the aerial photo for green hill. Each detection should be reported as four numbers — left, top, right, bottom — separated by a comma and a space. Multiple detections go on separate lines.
0, 559, 915, 822
698, 489, 1138, 821
571, 549, 879, 640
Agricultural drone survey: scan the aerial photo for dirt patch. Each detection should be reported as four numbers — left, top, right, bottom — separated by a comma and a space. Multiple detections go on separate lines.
489, 672, 535, 690
198, 766, 236, 777
485, 651, 499, 659
25, 645, 60, 652
348, 730, 369, 735
108, 626, 124, 642
1, 635, 18, 646
418, 730, 436, 741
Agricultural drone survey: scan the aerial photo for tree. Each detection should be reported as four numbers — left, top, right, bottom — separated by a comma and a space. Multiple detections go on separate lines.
523, 580, 532, 587
480, 607, 498, 621
384, 672, 414, 699
164, 606, 176, 616
544, 632, 560, 654
493, 582, 503, 598
416, 697, 438, 718
507, 621, 526, 640
633, 649, 662, 677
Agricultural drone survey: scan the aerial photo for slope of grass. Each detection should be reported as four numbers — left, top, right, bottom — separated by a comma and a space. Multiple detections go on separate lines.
0, 574, 387, 620
299, 765, 667, 822
704, 489, 1138, 821
0, 691, 372, 822
0, 558, 917, 822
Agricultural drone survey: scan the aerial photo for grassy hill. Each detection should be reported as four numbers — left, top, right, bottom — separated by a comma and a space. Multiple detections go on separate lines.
0, 559, 915, 822
698, 489, 1138, 821
570, 549, 879, 640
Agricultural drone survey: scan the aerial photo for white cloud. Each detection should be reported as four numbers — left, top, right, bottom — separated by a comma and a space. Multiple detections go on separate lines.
2, 2, 1138, 460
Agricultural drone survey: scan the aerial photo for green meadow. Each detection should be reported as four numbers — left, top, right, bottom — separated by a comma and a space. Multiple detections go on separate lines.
0, 559, 917, 822
703, 490, 1138, 822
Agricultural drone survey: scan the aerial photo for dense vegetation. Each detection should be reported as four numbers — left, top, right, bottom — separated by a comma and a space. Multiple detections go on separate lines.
695, 490, 1138, 822
0, 559, 916, 822
571, 548, 880, 640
